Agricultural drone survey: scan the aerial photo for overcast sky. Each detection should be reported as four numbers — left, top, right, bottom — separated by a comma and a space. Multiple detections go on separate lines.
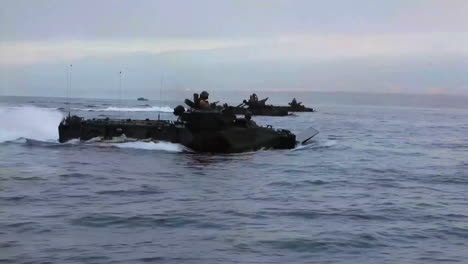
1, 0, 467, 97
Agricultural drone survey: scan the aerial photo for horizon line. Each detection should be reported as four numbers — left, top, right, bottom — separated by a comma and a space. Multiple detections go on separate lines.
1, 89, 468, 101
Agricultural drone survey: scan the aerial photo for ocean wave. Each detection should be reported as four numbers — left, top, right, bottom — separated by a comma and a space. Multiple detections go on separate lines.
258, 235, 386, 253
2, 131, 188, 153
0, 105, 59, 110
96, 185, 164, 196
71, 136, 188, 152
292, 139, 336, 151
59, 173, 94, 179
0, 106, 63, 143
267, 179, 328, 187
75, 106, 173, 112
70, 214, 199, 228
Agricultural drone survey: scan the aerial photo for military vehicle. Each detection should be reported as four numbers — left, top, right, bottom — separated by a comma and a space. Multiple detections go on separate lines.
274, 98, 314, 113
231, 96, 289, 116
229, 94, 314, 116
283, 98, 314, 112
58, 94, 318, 153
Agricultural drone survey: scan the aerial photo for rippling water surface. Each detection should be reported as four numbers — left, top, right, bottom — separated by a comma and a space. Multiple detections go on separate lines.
1, 95, 467, 263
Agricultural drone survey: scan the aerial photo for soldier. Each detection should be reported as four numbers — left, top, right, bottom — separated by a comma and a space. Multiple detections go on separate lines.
245, 111, 258, 127
249, 93, 259, 103
198, 91, 210, 110
291, 98, 297, 106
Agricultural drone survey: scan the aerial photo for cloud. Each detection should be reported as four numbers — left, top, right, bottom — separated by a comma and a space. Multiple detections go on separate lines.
1, 32, 467, 65
1, 0, 467, 96
1, 48, 466, 97
272, 33, 468, 59
1, 0, 467, 42
2, 1, 467, 65
0, 39, 253, 65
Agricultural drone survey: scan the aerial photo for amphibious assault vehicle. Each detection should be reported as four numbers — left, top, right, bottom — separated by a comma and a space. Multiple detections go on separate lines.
230, 95, 314, 116
231, 97, 288, 116
58, 95, 318, 153
283, 98, 314, 112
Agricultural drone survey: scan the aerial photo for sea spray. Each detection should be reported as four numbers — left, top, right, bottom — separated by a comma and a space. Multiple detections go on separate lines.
109, 141, 187, 152
77, 106, 173, 112
0, 106, 63, 142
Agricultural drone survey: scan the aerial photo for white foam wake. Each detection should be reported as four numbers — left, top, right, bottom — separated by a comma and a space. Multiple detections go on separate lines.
0, 106, 63, 143
109, 141, 187, 152
62, 136, 187, 153
77, 106, 173, 112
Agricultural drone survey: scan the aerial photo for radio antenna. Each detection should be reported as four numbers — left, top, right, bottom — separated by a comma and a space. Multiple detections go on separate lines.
119, 70, 123, 111
66, 65, 68, 116
158, 73, 164, 120
67, 64, 73, 118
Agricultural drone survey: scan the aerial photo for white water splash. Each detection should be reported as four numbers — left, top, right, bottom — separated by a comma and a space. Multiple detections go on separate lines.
110, 141, 187, 152
65, 135, 187, 152
322, 140, 337, 147
64, 138, 81, 144
85, 137, 103, 143
0, 106, 63, 143
293, 144, 311, 151
77, 106, 173, 112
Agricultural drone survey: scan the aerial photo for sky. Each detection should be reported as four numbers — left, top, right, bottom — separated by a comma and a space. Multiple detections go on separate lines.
0, 0, 467, 98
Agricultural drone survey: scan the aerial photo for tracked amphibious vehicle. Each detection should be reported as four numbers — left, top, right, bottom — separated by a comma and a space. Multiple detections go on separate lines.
230, 95, 315, 116
58, 94, 318, 153
281, 98, 314, 112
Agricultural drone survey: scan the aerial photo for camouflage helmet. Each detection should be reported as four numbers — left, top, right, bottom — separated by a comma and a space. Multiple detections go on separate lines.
245, 111, 252, 120
200, 91, 209, 99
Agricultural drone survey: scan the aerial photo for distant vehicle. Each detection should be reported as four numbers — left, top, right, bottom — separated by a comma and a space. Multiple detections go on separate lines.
137, 97, 149, 101
280, 98, 315, 112
229, 94, 314, 116
231, 98, 289, 116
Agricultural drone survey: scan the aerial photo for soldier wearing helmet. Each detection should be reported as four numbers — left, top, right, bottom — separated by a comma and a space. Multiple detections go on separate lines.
198, 91, 210, 110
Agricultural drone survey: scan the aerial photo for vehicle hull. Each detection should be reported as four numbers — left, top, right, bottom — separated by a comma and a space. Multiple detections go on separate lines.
58, 116, 296, 153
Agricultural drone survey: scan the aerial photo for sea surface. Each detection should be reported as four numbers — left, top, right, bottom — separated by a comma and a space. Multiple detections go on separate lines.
1, 94, 467, 264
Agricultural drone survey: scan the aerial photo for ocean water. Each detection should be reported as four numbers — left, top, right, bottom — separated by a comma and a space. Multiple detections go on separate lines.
1, 95, 467, 264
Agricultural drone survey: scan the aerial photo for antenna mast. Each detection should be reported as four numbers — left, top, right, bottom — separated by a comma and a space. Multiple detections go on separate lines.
158, 74, 163, 120
66, 66, 68, 116
67, 64, 73, 117
119, 71, 122, 111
